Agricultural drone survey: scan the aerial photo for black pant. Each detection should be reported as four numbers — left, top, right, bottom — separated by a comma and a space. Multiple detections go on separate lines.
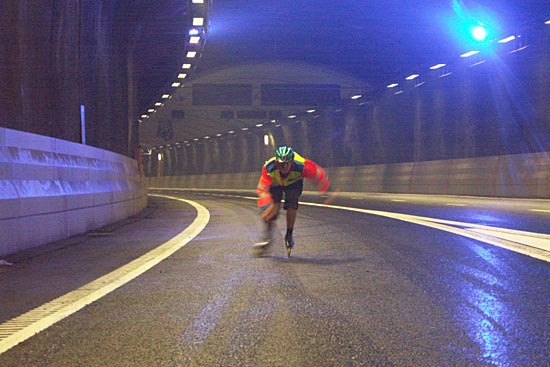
269, 180, 303, 210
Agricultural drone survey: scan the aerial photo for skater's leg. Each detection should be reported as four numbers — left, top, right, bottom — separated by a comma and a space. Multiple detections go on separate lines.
282, 181, 302, 252
286, 208, 296, 235
286, 207, 296, 228
253, 203, 280, 256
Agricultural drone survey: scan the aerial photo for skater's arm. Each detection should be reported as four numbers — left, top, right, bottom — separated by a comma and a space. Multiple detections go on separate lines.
303, 159, 331, 194
256, 165, 273, 211
303, 159, 338, 204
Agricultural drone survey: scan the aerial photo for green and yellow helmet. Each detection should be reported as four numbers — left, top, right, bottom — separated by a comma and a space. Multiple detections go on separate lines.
275, 145, 295, 163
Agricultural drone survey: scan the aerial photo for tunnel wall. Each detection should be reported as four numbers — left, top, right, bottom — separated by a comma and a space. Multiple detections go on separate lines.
145, 151, 550, 199
0, 127, 147, 257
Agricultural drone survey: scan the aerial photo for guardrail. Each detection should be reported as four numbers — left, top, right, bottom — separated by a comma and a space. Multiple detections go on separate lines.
0, 128, 147, 257
145, 152, 550, 199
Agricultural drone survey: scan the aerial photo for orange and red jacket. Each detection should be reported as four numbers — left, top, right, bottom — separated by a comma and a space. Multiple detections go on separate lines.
256, 152, 331, 210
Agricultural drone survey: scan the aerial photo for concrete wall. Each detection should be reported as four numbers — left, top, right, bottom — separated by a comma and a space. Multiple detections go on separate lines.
146, 151, 550, 199
0, 128, 147, 257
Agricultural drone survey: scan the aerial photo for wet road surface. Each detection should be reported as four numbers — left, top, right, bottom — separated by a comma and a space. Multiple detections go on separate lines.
0, 190, 548, 366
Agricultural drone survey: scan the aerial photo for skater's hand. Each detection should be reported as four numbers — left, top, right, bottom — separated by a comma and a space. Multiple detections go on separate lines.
322, 190, 338, 205
261, 203, 278, 222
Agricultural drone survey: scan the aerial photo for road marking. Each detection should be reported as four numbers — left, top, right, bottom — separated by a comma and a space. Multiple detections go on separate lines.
0, 194, 210, 356
529, 209, 550, 213
301, 202, 550, 263
203, 191, 549, 261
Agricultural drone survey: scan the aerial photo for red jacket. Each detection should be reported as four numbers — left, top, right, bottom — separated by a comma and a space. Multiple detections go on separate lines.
256, 152, 331, 209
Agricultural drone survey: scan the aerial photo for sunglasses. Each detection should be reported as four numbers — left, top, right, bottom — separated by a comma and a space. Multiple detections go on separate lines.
277, 161, 292, 166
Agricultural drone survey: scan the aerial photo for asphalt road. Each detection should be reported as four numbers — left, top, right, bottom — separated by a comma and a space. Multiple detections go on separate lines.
0, 190, 548, 366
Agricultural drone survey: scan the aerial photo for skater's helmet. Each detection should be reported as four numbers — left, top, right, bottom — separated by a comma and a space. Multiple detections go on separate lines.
275, 146, 294, 163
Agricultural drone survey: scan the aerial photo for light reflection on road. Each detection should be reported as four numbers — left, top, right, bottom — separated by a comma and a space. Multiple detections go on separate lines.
454, 241, 514, 366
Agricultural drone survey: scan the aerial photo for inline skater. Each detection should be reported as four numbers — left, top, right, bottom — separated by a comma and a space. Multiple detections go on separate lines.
254, 145, 334, 256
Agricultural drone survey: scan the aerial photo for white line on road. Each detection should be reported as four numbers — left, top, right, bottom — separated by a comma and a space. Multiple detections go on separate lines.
301, 202, 550, 263
0, 194, 210, 356
210, 191, 550, 262
529, 209, 550, 213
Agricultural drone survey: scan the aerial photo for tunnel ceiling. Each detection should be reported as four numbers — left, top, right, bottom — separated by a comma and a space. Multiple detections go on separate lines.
137, 0, 550, 142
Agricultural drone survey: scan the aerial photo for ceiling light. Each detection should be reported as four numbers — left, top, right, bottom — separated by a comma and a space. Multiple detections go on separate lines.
509, 45, 529, 54
162, 94, 171, 99
192, 0, 204, 3
154, 102, 162, 106
470, 60, 486, 67
386, 83, 398, 88
189, 28, 200, 36
351, 94, 362, 99
306, 109, 316, 113
498, 35, 516, 43
471, 25, 487, 41
182, 63, 192, 69
140, 114, 148, 119
460, 50, 479, 58
171, 82, 181, 87
147, 109, 155, 113
429, 63, 446, 70
193, 17, 204, 26
186, 51, 197, 58
178, 73, 187, 79
288, 115, 297, 119
545, 20, 550, 25
189, 36, 200, 44
405, 74, 419, 80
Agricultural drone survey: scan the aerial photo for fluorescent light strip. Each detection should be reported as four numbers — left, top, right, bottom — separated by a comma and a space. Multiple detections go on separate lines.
470, 60, 486, 67
460, 50, 479, 58
498, 35, 516, 43
429, 63, 446, 70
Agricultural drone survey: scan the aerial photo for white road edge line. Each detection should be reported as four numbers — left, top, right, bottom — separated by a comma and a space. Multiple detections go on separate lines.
0, 194, 210, 356
530, 209, 550, 213
225, 193, 550, 262
301, 202, 550, 263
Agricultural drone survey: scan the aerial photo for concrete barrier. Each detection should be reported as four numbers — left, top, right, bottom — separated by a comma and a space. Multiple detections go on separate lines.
146, 152, 550, 199
0, 128, 147, 257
